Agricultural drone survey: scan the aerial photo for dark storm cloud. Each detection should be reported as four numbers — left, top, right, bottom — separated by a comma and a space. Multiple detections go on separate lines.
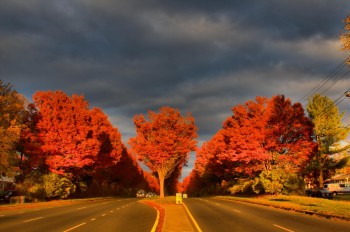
2, 0, 350, 178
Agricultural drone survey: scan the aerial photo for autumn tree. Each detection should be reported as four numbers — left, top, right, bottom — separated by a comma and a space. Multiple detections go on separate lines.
306, 93, 350, 187
33, 91, 123, 189
189, 95, 315, 195
341, 14, 350, 63
0, 80, 27, 177
129, 106, 197, 198
17, 103, 45, 177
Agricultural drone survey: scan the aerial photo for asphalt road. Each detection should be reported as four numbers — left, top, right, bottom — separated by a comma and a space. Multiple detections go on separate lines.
183, 197, 350, 232
0, 198, 156, 232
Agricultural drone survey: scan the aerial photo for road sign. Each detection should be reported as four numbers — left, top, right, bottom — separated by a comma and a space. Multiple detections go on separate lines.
176, 193, 182, 204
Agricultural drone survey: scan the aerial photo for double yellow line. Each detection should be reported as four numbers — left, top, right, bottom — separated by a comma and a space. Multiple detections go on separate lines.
183, 202, 203, 232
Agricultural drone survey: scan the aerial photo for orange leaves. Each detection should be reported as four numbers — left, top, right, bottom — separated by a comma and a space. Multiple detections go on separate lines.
33, 91, 123, 177
129, 106, 197, 197
193, 95, 315, 181
129, 106, 197, 171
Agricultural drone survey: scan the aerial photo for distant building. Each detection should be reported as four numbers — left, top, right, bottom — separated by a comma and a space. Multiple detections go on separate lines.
325, 173, 350, 184
0, 176, 15, 191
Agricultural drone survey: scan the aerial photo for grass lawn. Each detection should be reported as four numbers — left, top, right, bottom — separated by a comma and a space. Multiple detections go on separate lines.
215, 195, 350, 220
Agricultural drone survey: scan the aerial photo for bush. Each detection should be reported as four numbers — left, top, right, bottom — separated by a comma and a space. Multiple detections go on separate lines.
42, 173, 75, 199
259, 169, 304, 195
229, 178, 262, 195
16, 173, 76, 200
16, 174, 45, 200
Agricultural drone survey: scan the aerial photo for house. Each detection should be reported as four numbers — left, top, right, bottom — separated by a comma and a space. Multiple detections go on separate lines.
0, 176, 15, 191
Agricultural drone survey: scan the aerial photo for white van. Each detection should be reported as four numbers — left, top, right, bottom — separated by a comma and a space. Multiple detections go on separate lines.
323, 183, 350, 196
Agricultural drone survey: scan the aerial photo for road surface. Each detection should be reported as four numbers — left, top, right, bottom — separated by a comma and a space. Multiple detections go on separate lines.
183, 197, 350, 232
0, 198, 156, 232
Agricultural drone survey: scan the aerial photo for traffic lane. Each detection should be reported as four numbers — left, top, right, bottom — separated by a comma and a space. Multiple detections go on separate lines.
184, 198, 278, 232
184, 198, 350, 232
0, 198, 130, 229
0, 198, 155, 232
0, 198, 117, 218
210, 198, 350, 232
70, 201, 156, 232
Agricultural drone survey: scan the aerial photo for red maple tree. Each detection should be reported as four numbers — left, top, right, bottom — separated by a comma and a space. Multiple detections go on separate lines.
129, 106, 197, 198
189, 95, 315, 193
33, 91, 123, 183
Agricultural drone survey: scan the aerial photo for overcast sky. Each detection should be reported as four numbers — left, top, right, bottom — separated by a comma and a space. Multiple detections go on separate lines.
2, 0, 350, 179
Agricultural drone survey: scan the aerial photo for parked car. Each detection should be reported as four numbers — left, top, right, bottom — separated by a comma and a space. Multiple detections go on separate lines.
306, 188, 333, 199
0, 191, 6, 202
146, 192, 156, 198
0, 190, 20, 203
136, 190, 146, 198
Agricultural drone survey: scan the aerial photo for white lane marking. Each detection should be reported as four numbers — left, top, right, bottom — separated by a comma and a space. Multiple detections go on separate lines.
116, 208, 120, 210
63, 222, 86, 232
110, 210, 114, 213
233, 209, 241, 213
273, 224, 295, 232
91, 218, 96, 221
23, 217, 43, 223
102, 214, 106, 216
77, 207, 87, 210
215, 203, 221, 206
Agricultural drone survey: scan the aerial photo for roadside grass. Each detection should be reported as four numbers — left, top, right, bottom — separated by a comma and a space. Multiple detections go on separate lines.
215, 195, 350, 220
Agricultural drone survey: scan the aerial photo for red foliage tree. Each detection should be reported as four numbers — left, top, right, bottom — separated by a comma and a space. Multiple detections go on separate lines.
263, 95, 315, 171
129, 106, 197, 198
189, 95, 315, 195
33, 91, 123, 184
17, 103, 45, 175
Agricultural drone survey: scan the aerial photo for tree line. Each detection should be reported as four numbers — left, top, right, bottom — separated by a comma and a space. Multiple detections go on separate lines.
0, 81, 159, 200
182, 95, 350, 196
1, 79, 350, 199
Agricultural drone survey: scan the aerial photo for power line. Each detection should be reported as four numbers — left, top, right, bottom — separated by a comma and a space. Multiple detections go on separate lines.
299, 58, 348, 103
319, 69, 350, 96
316, 87, 350, 118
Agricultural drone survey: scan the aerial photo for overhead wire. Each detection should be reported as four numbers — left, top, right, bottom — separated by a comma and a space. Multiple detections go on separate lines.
299, 57, 348, 103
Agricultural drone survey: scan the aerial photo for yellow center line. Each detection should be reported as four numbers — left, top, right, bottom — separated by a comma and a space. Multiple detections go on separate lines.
150, 207, 160, 232
183, 202, 203, 232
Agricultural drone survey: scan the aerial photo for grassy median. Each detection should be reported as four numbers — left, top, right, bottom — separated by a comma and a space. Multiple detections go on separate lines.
215, 195, 350, 220
139, 196, 176, 204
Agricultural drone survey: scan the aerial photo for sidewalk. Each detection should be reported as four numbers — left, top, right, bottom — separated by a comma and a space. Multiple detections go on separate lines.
162, 204, 195, 232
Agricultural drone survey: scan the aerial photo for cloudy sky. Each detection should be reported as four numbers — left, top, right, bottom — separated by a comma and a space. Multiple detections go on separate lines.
2, 0, 350, 179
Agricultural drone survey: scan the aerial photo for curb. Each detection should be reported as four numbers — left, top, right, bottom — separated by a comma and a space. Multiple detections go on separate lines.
140, 201, 164, 232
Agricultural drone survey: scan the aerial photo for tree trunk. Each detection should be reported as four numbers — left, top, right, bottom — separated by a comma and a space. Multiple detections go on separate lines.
159, 173, 165, 198
319, 168, 324, 188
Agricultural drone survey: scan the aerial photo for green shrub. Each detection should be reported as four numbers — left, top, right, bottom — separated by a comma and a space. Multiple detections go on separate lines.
16, 173, 76, 200
259, 169, 304, 195
229, 178, 262, 195
42, 173, 75, 199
